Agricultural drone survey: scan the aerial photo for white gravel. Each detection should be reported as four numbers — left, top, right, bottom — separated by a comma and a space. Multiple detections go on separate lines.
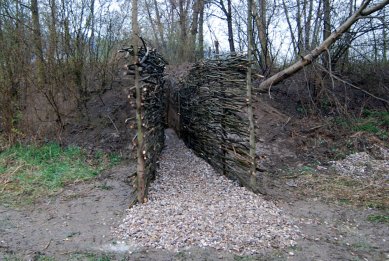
330, 152, 389, 179
115, 129, 300, 254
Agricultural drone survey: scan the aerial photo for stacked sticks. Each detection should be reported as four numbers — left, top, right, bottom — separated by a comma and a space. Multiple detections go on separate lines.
120, 40, 167, 196
177, 55, 257, 190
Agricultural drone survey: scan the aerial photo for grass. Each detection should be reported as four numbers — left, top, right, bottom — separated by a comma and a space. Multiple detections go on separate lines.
0, 142, 122, 206
350, 241, 374, 252
367, 214, 389, 223
335, 110, 389, 140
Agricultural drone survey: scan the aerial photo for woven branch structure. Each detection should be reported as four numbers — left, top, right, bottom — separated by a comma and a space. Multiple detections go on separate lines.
121, 46, 258, 200
174, 55, 258, 191
120, 43, 167, 199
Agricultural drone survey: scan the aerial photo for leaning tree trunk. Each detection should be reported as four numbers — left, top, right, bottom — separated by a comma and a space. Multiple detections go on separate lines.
258, 0, 389, 92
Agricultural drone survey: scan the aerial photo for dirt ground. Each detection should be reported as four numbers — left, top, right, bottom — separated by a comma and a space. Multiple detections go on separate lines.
263, 173, 389, 261
1, 76, 388, 260
0, 164, 136, 260
1, 159, 387, 261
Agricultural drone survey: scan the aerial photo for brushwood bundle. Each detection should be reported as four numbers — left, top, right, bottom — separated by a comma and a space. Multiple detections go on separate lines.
120, 40, 167, 199
176, 55, 259, 191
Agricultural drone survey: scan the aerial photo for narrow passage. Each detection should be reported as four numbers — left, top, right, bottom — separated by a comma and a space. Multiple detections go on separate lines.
115, 129, 300, 254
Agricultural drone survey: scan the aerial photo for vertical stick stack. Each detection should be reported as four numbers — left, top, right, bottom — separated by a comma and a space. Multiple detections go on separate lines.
176, 55, 258, 191
120, 43, 167, 202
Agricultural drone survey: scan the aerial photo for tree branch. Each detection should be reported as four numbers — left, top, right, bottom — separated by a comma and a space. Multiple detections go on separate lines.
258, 0, 388, 92
317, 64, 389, 105
361, 0, 389, 16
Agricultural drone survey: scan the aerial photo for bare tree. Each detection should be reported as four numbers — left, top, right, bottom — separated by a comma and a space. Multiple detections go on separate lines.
322, 0, 331, 69
382, 7, 387, 62
282, 0, 299, 57
214, 0, 236, 53
190, 0, 205, 59
304, 0, 314, 50
31, 0, 45, 85
178, 0, 190, 59
247, 0, 257, 188
258, 0, 389, 92
190, 0, 201, 60
154, 0, 166, 49
198, 0, 205, 58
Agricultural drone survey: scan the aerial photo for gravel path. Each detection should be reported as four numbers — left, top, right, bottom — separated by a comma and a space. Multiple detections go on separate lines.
115, 129, 300, 255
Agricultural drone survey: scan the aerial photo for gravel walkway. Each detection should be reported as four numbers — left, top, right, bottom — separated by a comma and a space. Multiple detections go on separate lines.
115, 129, 300, 255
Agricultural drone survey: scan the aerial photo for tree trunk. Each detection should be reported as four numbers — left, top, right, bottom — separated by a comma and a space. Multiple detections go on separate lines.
282, 0, 298, 57
178, 0, 188, 60
154, 0, 165, 50
304, 0, 314, 50
227, 0, 235, 53
218, 0, 235, 53
48, 0, 57, 67
296, 0, 304, 55
310, 0, 322, 49
31, 0, 45, 85
341, 0, 354, 68
132, 0, 146, 203
61, 0, 71, 60
88, 0, 95, 63
322, 0, 331, 68
0, 10, 12, 142
145, 0, 160, 48
247, 0, 257, 190
198, 0, 205, 59
190, 0, 200, 61
253, 0, 270, 74
383, 7, 387, 62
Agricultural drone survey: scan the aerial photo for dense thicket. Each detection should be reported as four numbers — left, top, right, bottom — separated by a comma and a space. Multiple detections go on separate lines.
0, 0, 130, 142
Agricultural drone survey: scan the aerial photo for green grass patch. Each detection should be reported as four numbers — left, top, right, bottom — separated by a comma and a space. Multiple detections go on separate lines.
367, 214, 389, 224
0, 142, 122, 206
350, 241, 374, 251
335, 110, 389, 140
366, 202, 386, 210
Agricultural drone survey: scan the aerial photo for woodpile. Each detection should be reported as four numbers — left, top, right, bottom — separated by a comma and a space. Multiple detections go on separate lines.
175, 55, 259, 191
121, 45, 258, 197
120, 41, 167, 199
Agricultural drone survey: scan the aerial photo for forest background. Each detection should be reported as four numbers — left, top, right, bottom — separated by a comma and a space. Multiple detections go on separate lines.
0, 0, 388, 144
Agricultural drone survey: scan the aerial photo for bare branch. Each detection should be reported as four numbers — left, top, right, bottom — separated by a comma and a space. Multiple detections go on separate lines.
258, 0, 388, 92
361, 0, 389, 16
316, 64, 389, 105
